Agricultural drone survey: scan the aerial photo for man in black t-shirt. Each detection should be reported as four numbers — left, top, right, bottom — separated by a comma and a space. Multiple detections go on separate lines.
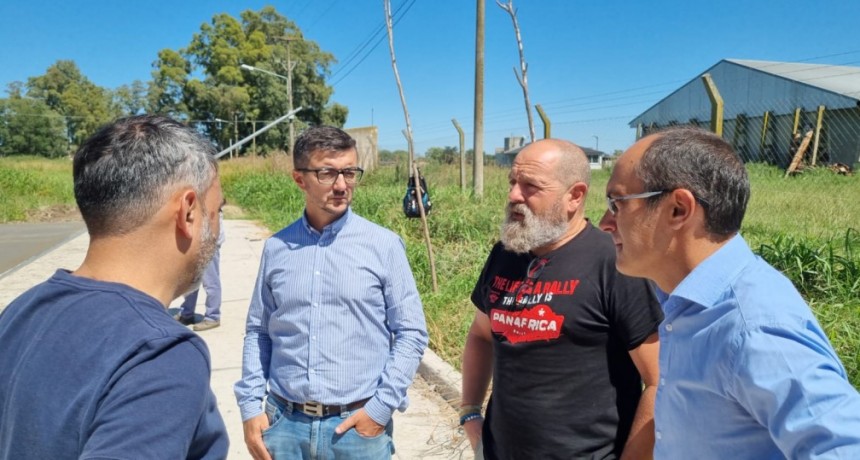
461, 139, 663, 459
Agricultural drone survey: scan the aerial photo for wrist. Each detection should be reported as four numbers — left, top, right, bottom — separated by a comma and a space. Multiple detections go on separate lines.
459, 412, 483, 426
459, 404, 482, 418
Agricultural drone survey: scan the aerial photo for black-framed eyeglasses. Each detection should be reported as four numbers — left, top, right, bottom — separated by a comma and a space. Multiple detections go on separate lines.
513, 257, 548, 306
605, 190, 669, 215
296, 167, 364, 185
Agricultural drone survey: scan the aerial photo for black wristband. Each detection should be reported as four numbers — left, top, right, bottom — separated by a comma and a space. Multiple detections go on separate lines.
459, 412, 483, 426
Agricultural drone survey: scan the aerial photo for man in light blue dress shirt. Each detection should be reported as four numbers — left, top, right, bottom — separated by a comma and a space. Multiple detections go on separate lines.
235, 126, 428, 460
599, 126, 860, 458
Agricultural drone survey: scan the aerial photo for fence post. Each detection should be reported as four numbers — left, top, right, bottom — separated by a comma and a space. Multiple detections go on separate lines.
535, 104, 551, 139
811, 105, 825, 166
760, 111, 770, 159
792, 108, 801, 136
452, 118, 466, 191
701, 74, 723, 136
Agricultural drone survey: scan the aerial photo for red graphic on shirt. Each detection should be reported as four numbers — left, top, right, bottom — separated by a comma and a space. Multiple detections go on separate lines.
490, 305, 565, 343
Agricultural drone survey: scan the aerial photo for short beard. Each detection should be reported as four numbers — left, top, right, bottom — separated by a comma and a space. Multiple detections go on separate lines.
500, 201, 568, 254
183, 209, 218, 296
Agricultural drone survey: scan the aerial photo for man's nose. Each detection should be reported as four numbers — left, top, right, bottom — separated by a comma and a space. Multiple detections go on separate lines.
598, 209, 616, 232
332, 172, 348, 190
508, 183, 524, 203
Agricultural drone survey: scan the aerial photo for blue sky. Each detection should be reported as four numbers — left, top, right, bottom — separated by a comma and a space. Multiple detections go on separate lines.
1, 0, 859, 155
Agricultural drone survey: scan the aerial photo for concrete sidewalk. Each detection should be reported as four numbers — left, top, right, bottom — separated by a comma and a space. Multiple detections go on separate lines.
0, 219, 472, 459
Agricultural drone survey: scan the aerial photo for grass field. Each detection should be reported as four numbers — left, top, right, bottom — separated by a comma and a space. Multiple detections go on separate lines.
218, 156, 860, 388
0, 156, 76, 222
2, 155, 858, 387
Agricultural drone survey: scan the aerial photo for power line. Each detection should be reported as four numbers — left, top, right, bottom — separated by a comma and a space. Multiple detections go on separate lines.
330, 0, 418, 87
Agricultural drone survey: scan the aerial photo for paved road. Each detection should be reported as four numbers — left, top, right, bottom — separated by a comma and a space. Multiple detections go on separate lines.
0, 221, 85, 277
0, 219, 473, 459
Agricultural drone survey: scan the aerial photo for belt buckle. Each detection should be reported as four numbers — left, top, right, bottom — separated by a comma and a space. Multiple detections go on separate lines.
303, 401, 324, 417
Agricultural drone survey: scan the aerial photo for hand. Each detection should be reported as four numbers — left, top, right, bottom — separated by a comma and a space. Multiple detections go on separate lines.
462, 417, 483, 451
243, 413, 273, 460
335, 408, 385, 438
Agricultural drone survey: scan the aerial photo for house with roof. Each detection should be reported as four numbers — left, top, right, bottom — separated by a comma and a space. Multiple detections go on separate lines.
630, 59, 860, 167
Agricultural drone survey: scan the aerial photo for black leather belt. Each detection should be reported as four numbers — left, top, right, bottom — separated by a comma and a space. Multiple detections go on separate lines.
269, 392, 370, 417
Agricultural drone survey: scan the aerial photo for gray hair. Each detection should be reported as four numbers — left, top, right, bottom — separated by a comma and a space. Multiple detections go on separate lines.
73, 115, 218, 237
637, 126, 749, 238
293, 125, 356, 169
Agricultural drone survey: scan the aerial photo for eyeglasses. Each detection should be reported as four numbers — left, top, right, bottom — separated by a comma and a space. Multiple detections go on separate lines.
605, 190, 668, 215
514, 257, 548, 306
296, 167, 364, 185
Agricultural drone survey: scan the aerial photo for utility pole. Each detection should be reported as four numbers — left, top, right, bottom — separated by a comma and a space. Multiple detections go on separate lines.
234, 112, 239, 158
473, 0, 485, 197
276, 36, 298, 154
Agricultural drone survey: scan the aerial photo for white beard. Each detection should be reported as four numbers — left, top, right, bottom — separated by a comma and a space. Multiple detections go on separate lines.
500, 201, 568, 254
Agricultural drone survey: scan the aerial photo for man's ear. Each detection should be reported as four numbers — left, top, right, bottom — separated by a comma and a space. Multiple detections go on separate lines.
176, 188, 198, 239
292, 169, 307, 191
667, 188, 697, 229
566, 182, 588, 213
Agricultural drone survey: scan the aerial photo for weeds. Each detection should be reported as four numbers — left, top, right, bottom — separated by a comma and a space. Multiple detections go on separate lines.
5, 155, 858, 387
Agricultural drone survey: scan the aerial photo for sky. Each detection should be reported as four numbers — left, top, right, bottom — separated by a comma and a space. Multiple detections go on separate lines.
2, 0, 859, 155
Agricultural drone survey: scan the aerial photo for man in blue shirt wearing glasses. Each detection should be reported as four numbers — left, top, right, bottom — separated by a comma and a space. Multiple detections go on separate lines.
235, 126, 428, 460
600, 125, 860, 458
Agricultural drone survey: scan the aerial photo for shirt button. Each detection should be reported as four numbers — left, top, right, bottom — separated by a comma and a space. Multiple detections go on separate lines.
660, 378, 666, 386
315, 271, 320, 276
665, 323, 673, 332
656, 431, 662, 440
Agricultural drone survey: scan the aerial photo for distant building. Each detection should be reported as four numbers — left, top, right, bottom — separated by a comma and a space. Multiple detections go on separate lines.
504, 136, 525, 151
495, 141, 606, 169
495, 136, 527, 166
583, 147, 606, 170
630, 59, 860, 167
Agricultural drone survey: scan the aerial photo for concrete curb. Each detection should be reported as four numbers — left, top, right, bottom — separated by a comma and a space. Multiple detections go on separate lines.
419, 348, 463, 410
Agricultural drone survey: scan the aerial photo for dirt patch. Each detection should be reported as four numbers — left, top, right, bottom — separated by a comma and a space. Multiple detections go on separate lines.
25, 205, 82, 223
222, 204, 247, 219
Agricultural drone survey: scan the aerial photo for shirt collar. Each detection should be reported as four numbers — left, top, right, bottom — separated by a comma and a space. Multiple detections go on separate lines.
663, 233, 756, 308
301, 208, 352, 236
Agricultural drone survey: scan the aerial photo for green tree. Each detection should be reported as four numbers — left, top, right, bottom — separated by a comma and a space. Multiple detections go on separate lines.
112, 80, 147, 116
26, 60, 117, 148
149, 6, 348, 153
147, 49, 190, 117
0, 96, 68, 157
379, 149, 408, 164
425, 146, 458, 164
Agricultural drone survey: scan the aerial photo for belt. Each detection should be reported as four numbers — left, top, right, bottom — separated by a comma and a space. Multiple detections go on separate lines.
269, 392, 370, 417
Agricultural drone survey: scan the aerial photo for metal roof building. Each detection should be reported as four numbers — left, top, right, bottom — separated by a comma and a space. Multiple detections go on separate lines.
630, 59, 860, 166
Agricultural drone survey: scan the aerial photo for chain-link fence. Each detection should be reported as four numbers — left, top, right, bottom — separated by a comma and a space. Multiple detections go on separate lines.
641, 99, 860, 170
633, 60, 860, 171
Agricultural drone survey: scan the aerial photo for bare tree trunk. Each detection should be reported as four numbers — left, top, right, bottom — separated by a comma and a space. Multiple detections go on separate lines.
384, 0, 438, 292
497, 0, 535, 143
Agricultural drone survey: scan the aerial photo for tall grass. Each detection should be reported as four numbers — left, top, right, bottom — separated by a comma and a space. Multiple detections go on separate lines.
4, 155, 857, 386
0, 156, 76, 222
221, 158, 860, 387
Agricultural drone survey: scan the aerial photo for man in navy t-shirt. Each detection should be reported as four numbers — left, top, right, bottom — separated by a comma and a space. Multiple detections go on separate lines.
0, 115, 229, 459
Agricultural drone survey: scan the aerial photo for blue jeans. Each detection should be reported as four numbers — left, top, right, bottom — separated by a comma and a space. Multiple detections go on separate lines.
180, 248, 221, 321
262, 395, 394, 460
